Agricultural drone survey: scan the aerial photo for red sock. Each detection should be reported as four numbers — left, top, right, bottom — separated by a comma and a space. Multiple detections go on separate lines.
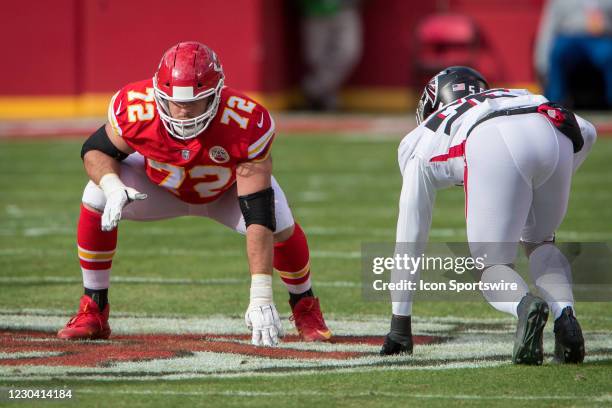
274, 223, 312, 294
77, 205, 117, 290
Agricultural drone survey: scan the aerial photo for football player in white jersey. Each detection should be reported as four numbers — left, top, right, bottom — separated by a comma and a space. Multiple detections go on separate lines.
381, 67, 596, 365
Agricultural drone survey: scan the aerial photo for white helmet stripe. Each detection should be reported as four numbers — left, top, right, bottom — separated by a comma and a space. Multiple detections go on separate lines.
172, 86, 195, 99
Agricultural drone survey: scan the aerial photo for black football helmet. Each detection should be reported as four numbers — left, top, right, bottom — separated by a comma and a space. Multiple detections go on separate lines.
416, 66, 489, 124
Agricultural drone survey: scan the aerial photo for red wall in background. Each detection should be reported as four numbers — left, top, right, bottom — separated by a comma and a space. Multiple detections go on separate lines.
261, 1, 300, 93
350, 0, 546, 88
3, 0, 268, 95
1, 0, 546, 97
350, 1, 436, 87
446, 0, 546, 84
3, 0, 78, 95
79, 0, 263, 93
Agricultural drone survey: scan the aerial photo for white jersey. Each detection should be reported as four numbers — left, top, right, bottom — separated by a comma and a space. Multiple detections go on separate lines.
395, 88, 597, 243
398, 89, 548, 186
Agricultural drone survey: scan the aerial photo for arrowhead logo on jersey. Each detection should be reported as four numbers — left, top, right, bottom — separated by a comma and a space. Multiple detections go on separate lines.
209, 146, 230, 163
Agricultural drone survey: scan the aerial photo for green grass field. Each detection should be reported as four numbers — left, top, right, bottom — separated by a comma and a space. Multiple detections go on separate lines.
1, 133, 612, 407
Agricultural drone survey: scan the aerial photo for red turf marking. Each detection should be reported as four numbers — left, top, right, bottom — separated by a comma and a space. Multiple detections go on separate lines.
0, 330, 445, 368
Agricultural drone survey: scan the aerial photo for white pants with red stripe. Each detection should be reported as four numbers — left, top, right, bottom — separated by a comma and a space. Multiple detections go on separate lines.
392, 112, 586, 317
465, 113, 574, 262
81, 153, 295, 234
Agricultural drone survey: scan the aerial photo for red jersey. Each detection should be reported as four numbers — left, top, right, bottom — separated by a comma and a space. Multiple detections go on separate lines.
107, 79, 275, 204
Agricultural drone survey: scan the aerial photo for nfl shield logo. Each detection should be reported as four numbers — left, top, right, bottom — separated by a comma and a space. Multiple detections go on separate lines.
181, 150, 190, 160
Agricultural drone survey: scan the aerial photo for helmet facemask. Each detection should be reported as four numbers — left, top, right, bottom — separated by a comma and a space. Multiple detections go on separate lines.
416, 76, 439, 125
153, 76, 224, 141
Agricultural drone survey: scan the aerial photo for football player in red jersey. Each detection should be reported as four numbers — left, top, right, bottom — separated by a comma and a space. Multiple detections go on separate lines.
57, 41, 332, 346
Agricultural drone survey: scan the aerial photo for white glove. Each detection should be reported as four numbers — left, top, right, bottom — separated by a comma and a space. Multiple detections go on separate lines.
245, 303, 283, 347
99, 174, 147, 231
245, 274, 284, 347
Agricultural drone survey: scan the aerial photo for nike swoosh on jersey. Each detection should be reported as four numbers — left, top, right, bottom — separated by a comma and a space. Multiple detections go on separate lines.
257, 112, 264, 128
115, 100, 123, 115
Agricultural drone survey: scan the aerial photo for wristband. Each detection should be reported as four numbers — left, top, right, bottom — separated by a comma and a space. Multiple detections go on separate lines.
99, 173, 125, 194
249, 274, 273, 306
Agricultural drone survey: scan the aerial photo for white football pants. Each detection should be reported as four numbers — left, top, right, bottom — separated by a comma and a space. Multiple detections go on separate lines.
465, 113, 573, 256
81, 153, 295, 234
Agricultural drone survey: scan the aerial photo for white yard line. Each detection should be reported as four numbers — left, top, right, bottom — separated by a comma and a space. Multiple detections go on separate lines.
0, 247, 363, 259
2, 226, 611, 240
0, 351, 63, 359
0, 307, 513, 324
70, 388, 612, 402
0, 275, 360, 288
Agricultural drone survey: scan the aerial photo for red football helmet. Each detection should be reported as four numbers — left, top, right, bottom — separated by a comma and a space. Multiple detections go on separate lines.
153, 41, 225, 140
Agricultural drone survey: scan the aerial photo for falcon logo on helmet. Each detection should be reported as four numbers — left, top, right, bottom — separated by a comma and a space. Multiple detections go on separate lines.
153, 41, 225, 140
416, 66, 489, 125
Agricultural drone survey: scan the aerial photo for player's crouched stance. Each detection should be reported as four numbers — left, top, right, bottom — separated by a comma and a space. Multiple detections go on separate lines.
57, 42, 331, 346
381, 67, 594, 364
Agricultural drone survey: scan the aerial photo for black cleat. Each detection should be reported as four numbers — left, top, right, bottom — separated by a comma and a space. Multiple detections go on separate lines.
512, 294, 549, 365
380, 333, 413, 355
553, 306, 585, 363
380, 315, 413, 356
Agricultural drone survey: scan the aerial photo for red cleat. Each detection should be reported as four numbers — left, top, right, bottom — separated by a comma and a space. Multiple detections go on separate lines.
290, 297, 332, 342
57, 295, 111, 340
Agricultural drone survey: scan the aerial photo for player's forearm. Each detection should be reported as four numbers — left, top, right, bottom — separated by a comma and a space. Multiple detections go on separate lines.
83, 150, 122, 185
245, 224, 274, 276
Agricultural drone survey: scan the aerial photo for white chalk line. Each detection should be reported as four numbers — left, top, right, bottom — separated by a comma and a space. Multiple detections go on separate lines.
0, 309, 484, 336
69, 388, 612, 402
0, 351, 63, 360
0, 247, 361, 259
0, 275, 360, 288
3, 356, 612, 383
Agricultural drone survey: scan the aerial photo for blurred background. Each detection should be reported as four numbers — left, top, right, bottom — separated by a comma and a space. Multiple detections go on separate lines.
0, 0, 612, 120
6, 0, 612, 123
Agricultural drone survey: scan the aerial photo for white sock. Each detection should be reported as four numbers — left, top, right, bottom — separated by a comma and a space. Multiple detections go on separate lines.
82, 269, 110, 290
480, 264, 529, 318
392, 301, 412, 316
528, 244, 575, 319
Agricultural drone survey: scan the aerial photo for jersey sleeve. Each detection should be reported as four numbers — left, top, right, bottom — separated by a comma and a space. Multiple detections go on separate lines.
105, 82, 156, 151
107, 90, 124, 137
398, 127, 425, 174
246, 105, 276, 162
107, 86, 141, 141
396, 156, 437, 244
392, 155, 437, 310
